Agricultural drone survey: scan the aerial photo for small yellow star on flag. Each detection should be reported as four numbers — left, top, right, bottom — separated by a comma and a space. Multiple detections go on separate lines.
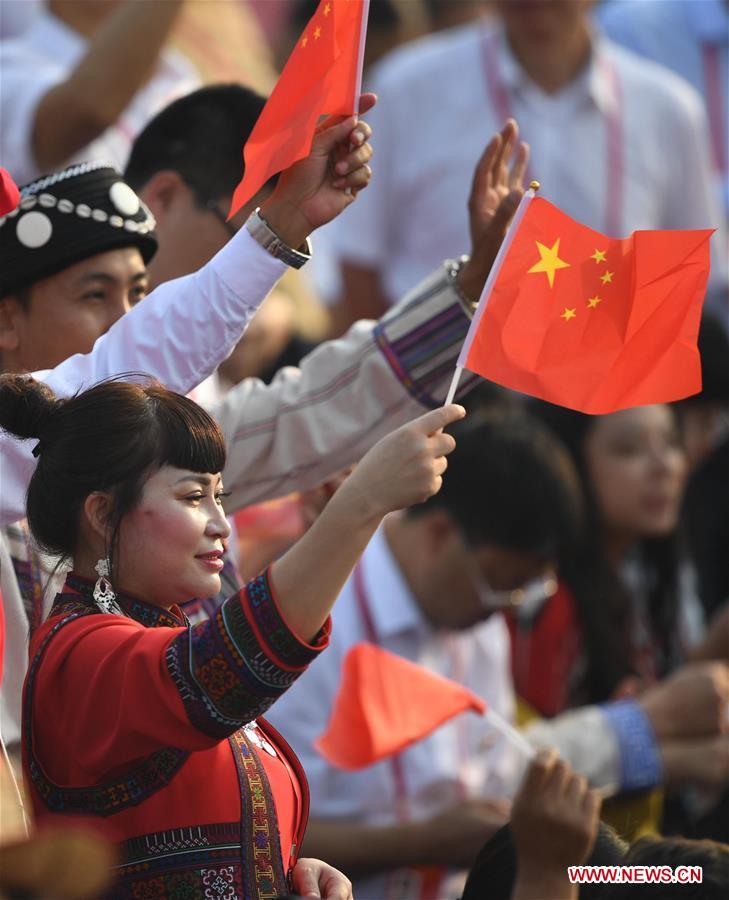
528, 238, 571, 288
301, 35, 309, 47
561, 308, 577, 321
600, 270, 614, 285
314, 26, 322, 39
591, 249, 607, 263
324, 3, 331, 14
587, 295, 601, 309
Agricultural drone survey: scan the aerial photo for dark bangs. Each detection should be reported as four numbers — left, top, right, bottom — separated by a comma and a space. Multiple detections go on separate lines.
145, 385, 226, 475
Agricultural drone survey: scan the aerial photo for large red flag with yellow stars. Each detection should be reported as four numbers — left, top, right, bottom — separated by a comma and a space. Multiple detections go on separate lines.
229, 0, 369, 217
460, 197, 713, 414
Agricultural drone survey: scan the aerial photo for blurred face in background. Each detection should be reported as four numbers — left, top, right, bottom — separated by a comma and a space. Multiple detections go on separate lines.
390, 512, 553, 630
584, 405, 687, 544
138, 173, 269, 289
497, 0, 592, 44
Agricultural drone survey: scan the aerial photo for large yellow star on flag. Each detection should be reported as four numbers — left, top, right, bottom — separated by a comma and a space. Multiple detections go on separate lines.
528, 238, 571, 288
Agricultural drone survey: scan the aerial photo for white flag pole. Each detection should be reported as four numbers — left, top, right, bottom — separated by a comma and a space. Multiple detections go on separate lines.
353, 0, 371, 117
485, 708, 537, 760
443, 181, 540, 407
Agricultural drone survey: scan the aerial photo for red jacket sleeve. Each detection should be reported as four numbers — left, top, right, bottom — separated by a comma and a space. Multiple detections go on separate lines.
31, 572, 330, 778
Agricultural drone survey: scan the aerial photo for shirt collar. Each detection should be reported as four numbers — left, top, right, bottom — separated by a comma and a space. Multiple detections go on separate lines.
26, 9, 87, 66
491, 20, 618, 117
62, 573, 186, 628
358, 523, 428, 640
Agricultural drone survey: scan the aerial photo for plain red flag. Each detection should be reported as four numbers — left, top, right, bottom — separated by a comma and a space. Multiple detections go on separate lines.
0, 168, 20, 217
315, 642, 486, 770
229, 0, 369, 217
459, 196, 713, 414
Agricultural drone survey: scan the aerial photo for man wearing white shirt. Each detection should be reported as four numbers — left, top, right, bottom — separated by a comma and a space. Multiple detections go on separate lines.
328, 0, 725, 331
0, 0, 198, 186
265, 413, 729, 900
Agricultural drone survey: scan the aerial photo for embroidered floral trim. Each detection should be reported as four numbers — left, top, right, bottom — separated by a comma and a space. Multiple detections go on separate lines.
166, 573, 326, 740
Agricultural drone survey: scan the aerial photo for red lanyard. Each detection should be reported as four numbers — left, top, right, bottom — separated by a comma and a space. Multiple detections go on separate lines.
701, 42, 727, 177
352, 564, 471, 815
479, 28, 624, 236
353, 563, 410, 823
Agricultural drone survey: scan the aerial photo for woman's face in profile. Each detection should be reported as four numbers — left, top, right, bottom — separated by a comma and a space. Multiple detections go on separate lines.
583, 405, 687, 543
115, 465, 231, 608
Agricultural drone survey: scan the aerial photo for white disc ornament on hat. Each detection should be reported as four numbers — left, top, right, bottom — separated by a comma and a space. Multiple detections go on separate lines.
16, 210, 52, 248
109, 182, 140, 217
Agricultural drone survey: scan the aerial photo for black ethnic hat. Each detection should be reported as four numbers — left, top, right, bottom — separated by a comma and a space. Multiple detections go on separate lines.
0, 161, 157, 298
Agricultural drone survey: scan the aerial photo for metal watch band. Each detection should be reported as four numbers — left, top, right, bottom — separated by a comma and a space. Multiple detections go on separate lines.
444, 255, 478, 317
245, 207, 312, 269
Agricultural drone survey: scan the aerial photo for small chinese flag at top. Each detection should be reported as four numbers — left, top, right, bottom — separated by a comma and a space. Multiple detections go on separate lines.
229, 0, 370, 218
0, 168, 20, 217
460, 196, 713, 414
315, 643, 486, 770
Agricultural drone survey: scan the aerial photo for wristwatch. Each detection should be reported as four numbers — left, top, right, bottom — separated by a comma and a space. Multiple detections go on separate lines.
246, 207, 313, 269
444, 254, 478, 316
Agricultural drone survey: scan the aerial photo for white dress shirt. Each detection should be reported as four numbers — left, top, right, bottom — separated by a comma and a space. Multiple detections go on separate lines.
599, 0, 729, 216
0, 10, 199, 185
326, 18, 726, 309
266, 524, 520, 900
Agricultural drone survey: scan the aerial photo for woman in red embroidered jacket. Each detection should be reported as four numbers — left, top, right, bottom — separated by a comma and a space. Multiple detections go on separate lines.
1, 375, 464, 900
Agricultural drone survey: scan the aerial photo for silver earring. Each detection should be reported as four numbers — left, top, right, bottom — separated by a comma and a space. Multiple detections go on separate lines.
93, 558, 117, 613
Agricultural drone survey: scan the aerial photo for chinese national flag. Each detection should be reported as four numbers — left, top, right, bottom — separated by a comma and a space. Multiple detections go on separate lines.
460, 197, 713, 414
315, 643, 486, 770
229, 0, 369, 217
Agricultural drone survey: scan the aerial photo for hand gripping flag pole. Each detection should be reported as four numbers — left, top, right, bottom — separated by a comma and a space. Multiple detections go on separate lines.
444, 181, 540, 407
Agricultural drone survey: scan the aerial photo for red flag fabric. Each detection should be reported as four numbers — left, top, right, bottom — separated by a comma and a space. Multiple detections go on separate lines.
0, 168, 20, 217
459, 197, 713, 414
315, 642, 486, 770
229, 0, 368, 217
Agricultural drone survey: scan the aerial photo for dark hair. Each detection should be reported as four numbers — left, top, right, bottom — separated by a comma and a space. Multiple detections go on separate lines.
124, 85, 271, 202
682, 312, 729, 408
528, 400, 684, 703
291, 0, 399, 31
0, 375, 226, 578
462, 822, 627, 900
602, 836, 729, 899
408, 410, 582, 562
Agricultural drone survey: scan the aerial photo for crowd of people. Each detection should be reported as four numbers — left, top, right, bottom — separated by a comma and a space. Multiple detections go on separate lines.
0, 1, 727, 899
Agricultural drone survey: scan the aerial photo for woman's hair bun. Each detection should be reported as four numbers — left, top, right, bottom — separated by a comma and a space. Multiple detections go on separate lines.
0, 374, 63, 442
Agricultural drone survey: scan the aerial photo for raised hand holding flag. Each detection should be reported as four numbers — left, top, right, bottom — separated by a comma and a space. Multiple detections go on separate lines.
229, 0, 370, 218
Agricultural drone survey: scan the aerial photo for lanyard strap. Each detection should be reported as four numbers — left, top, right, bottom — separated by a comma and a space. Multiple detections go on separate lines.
701, 41, 727, 176
480, 28, 624, 236
353, 563, 410, 822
